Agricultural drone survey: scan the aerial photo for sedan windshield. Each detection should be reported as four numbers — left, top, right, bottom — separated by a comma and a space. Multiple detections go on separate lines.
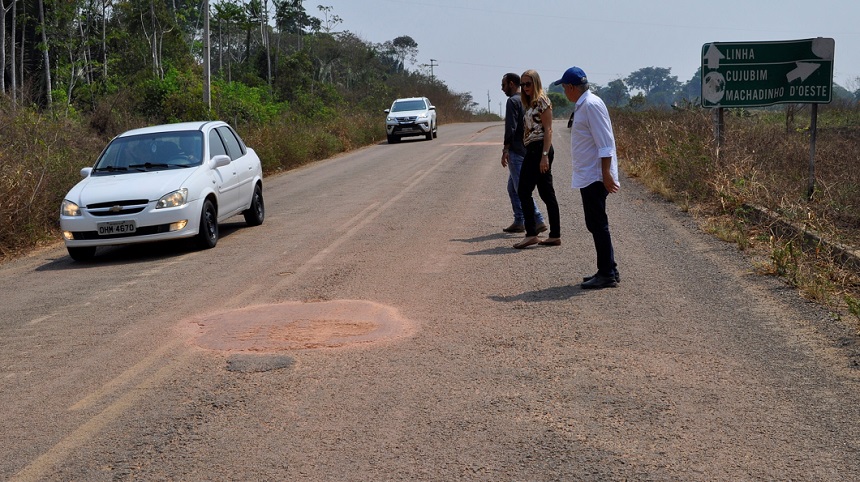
391, 100, 428, 112
94, 131, 203, 173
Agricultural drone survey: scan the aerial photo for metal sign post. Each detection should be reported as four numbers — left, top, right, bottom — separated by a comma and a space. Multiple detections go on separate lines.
808, 104, 818, 200
714, 107, 724, 162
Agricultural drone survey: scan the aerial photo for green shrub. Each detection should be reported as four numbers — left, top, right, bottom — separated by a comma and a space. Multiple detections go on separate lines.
213, 80, 284, 126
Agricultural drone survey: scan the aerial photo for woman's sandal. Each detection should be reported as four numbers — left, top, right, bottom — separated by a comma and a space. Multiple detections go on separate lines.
513, 236, 539, 249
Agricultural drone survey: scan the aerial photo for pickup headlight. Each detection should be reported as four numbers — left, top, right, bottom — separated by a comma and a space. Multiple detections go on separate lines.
61, 200, 81, 217
157, 188, 188, 209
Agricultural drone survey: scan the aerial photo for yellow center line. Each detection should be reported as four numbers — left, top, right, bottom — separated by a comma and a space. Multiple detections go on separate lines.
69, 338, 184, 411
273, 148, 462, 290
12, 348, 194, 482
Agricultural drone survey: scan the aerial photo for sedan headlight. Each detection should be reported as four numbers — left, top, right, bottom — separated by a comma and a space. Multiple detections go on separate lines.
156, 188, 188, 209
61, 200, 81, 217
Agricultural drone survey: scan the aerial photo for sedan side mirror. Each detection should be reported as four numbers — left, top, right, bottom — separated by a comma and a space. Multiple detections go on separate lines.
80, 167, 93, 178
210, 154, 231, 168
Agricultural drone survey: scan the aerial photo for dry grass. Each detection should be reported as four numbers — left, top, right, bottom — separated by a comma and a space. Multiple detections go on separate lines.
0, 109, 108, 260
614, 104, 860, 324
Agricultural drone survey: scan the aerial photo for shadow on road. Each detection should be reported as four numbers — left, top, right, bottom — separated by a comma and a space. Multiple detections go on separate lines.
35, 221, 246, 271
451, 233, 509, 244
454, 232, 533, 256
489, 284, 584, 303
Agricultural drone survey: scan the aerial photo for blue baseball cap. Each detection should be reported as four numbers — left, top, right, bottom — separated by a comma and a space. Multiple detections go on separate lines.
553, 67, 588, 86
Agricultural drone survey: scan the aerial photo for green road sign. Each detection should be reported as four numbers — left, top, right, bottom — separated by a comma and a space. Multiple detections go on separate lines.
701, 38, 834, 108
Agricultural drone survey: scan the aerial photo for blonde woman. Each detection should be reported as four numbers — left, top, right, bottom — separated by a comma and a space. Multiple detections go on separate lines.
514, 69, 561, 249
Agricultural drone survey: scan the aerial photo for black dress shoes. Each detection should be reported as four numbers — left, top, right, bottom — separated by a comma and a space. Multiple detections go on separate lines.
583, 271, 621, 283
581, 275, 618, 289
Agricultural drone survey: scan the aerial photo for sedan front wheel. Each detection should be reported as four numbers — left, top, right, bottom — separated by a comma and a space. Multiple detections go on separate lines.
243, 184, 265, 226
195, 199, 218, 249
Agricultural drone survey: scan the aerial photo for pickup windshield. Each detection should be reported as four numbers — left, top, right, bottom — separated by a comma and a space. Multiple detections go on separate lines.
391, 100, 428, 112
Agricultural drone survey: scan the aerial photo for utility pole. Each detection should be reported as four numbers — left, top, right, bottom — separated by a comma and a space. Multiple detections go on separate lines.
423, 59, 438, 82
487, 90, 491, 114
203, 0, 211, 113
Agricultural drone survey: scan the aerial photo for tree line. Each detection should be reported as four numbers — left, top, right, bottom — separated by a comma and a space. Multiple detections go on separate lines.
0, 0, 481, 128
551, 66, 860, 111
3, 1, 856, 128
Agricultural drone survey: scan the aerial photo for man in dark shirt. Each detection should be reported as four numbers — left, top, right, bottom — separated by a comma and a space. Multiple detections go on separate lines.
501, 73, 546, 234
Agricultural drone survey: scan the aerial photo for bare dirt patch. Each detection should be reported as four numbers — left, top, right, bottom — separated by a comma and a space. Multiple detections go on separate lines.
186, 300, 416, 352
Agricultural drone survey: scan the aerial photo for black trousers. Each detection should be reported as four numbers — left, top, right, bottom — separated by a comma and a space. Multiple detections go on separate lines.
518, 143, 560, 237
580, 181, 617, 277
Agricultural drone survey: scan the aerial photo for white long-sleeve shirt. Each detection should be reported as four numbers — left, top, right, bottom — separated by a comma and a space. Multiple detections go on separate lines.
570, 90, 619, 189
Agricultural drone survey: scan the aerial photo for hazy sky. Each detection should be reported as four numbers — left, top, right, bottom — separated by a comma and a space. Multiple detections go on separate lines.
316, 0, 859, 113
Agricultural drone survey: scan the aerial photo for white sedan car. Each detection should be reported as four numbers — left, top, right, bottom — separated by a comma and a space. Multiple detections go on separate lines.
60, 121, 264, 261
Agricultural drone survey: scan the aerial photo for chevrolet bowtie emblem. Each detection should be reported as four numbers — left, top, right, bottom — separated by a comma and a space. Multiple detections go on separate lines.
110, 205, 122, 212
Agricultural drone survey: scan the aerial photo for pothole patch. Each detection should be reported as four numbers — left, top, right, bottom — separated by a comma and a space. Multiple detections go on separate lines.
187, 300, 415, 352
226, 354, 295, 373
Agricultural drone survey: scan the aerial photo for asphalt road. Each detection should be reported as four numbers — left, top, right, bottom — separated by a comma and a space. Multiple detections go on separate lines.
2, 121, 859, 481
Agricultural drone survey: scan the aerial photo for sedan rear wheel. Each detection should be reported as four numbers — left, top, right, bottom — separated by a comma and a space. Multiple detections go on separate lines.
195, 199, 218, 249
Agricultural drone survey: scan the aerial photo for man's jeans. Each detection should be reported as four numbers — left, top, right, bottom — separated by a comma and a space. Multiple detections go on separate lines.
507, 151, 545, 225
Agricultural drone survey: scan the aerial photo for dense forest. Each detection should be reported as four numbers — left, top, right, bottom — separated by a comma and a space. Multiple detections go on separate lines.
0, 0, 483, 129
3, 1, 858, 127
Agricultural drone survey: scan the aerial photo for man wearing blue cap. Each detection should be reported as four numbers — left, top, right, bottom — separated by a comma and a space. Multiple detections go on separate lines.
553, 66, 620, 289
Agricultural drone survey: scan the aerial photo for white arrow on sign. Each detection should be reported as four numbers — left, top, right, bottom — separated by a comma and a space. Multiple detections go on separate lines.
704, 44, 725, 70
786, 62, 821, 83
